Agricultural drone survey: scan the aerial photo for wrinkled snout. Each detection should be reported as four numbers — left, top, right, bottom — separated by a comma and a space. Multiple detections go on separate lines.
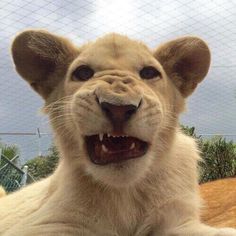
95, 73, 142, 133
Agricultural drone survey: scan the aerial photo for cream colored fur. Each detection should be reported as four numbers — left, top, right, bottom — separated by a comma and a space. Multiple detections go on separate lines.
0, 30, 235, 236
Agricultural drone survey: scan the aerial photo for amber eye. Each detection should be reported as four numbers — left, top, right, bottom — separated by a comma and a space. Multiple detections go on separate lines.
139, 66, 161, 80
72, 65, 94, 81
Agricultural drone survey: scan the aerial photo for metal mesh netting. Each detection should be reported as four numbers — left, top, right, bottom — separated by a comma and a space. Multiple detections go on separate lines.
0, 0, 236, 162
0, 154, 23, 192
0, 166, 22, 192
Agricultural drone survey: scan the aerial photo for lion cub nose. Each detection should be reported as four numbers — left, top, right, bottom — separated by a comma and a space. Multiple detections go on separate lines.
100, 102, 139, 132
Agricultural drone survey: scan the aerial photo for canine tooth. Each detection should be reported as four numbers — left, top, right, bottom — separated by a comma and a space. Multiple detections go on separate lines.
99, 134, 104, 141
107, 133, 111, 138
102, 144, 108, 153
130, 143, 135, 150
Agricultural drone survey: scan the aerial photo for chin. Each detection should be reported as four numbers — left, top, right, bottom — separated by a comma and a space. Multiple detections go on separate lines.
85, 155, 154, 188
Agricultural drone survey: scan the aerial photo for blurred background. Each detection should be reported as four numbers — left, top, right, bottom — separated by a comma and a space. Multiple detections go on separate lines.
0, 0, 235, 165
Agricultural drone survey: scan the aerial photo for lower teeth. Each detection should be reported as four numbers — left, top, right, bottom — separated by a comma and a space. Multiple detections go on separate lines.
130, 142, 135, 150
102, 144, 108, 153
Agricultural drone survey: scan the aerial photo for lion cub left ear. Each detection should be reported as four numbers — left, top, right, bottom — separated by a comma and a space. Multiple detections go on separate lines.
11, 30, 79, 99
154, 36, 211, 97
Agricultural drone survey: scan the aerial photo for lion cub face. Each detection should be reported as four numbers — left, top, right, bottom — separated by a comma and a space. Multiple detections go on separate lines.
11, 30, 210, 187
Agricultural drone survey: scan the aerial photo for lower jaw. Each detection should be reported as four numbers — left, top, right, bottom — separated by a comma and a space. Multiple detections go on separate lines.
89, 151, 145, 165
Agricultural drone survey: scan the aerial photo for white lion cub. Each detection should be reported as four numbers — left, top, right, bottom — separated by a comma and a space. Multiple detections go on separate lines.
0, 30, 235, 236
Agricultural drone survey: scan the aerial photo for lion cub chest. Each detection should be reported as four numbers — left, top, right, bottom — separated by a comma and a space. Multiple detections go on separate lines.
80, 188, 152, 235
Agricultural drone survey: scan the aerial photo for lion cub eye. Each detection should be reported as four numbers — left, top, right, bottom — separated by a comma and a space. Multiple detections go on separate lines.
139, 66, 161, 80
72, 65, 94, 81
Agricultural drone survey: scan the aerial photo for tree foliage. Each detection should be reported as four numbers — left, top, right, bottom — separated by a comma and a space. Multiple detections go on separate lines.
181, 126, 236, 183
0, 141, 20, 160
0, 141, 22, 192
25, 145, 59, 180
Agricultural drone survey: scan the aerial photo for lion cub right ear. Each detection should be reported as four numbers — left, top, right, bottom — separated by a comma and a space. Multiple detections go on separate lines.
11, 30, 79, 99
154, 36, 211, 97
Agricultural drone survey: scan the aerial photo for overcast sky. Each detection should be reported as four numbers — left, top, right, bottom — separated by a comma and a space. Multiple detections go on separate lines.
0, 0, 236, 162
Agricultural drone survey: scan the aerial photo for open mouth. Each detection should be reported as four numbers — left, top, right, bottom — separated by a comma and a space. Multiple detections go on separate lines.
85, 134, 148, 165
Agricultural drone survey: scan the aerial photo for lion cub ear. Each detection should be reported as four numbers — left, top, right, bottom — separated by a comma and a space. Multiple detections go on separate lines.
11, 30, 79, 99
154, 36, 211, 97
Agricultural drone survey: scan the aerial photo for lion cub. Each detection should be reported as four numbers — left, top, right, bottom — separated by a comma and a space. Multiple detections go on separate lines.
0, 30, 235, 236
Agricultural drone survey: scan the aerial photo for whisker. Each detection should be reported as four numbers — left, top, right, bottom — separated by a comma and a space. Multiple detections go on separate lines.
77, 96, 94, 106
141, 104, 158, 112
78, 103, 96, 113
43, 114, 73, 125
45, 96, 74, 112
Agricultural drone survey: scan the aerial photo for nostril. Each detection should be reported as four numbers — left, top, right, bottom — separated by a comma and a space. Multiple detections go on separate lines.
125, 105, 138, 120
101, 103, 112, 116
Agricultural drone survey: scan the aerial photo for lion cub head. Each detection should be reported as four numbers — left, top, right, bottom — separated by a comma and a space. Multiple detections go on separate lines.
11, 30, 210, 187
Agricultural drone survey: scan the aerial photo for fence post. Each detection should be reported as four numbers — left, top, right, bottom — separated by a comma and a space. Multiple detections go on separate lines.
20, 165, 28, 187
37, 128, 42, 157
